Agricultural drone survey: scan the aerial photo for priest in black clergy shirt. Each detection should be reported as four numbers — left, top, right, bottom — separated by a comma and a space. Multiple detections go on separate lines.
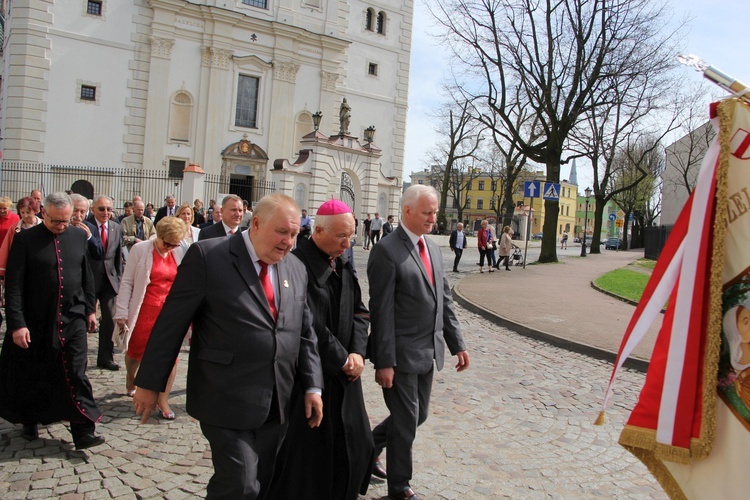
0, 192, 105, 450
268, 198, 374, 499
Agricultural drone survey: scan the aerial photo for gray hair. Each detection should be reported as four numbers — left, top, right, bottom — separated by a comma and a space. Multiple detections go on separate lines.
44, 192, 73, 209
222, 194, 242, 206
70, 193, 89, 209
93, 195, 113, 205
401, 184, 438, 211
315, 212, 354, 231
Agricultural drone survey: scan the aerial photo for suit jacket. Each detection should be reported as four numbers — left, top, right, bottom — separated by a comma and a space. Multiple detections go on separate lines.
199, 220, 217, 229
134, 232, 324, 430
198, 221, 229, 240
120, 215, 155, 250
449, 229, 467, 250
153, 205, 175, 225
85, 219, 123, 294
367, 225, 465, 374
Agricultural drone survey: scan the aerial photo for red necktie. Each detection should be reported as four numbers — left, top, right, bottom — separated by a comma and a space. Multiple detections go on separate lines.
229, 229, 235, 235
100, 223, 108, 252
418, 237, 434, 286
258, 261, 278, 320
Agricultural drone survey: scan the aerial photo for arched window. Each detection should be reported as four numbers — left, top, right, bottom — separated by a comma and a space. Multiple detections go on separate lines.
376, 11, 386, 34
294, 112, 313, 153
365, 8, 374, 31
169, 91, 193, 144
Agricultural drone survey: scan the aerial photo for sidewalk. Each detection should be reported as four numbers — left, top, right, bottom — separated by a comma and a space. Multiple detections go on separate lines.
451, 248, 659, 371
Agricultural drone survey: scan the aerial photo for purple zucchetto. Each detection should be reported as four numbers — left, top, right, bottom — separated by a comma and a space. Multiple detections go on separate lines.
316, 199, 352, 216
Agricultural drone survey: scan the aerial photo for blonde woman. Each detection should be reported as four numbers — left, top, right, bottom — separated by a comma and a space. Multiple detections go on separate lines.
175, 202, 201, 253
114, 216, 186, 419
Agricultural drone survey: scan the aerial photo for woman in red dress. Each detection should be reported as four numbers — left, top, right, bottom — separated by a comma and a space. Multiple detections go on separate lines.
114, 216, 187, 419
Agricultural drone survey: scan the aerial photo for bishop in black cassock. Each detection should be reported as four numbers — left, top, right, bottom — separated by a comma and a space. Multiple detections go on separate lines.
268, 200, 374, 499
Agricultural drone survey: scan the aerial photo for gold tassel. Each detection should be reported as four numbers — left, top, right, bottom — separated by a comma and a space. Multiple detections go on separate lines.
594, 411, 606, 426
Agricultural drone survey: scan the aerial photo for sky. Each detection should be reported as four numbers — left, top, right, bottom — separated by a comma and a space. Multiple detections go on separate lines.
402, 0, 745, 190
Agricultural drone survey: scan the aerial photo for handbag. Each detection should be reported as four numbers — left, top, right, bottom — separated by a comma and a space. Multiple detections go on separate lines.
492, 240, 497, 250
112, 323, 130, 352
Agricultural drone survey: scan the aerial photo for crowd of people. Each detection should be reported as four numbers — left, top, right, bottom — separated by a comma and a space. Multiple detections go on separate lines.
0, 185, 470, 500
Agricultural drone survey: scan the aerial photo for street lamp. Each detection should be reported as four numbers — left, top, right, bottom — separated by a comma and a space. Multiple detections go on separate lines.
312, 111, 322, 131
580, 186, 592, 257
363, 125, 376, 144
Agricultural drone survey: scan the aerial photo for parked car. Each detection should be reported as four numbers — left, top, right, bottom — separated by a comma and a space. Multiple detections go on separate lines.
531, 232, 543, 240
605, 237, 623, 250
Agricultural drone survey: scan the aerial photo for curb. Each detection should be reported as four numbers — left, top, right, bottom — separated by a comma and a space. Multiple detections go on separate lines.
452, 282, 650, 373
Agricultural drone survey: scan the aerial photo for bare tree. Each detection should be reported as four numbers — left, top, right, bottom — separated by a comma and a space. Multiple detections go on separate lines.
428, 98, 484, 231
431, 0, 684, 262
610, 139, 664, 248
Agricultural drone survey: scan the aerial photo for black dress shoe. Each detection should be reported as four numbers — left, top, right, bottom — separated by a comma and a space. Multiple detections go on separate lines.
74, 433, 105, 450
372, 459, 387, 479
388, 487, 419, 500
97, 361, 120, 371
21, 423, 38, 441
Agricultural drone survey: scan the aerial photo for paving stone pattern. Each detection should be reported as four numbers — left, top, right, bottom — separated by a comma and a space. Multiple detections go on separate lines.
0, 242, 665, 498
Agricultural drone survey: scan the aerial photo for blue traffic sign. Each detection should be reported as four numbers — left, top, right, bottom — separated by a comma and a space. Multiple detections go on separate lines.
608, 213, 616, 221
543, 183, 561, 200
524, 181, 541, 198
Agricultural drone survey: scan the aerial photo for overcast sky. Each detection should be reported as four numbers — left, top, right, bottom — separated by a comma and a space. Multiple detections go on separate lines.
402, 0, 745, 190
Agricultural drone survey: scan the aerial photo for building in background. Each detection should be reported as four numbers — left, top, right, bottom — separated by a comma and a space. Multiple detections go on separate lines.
0, 0, 410, 217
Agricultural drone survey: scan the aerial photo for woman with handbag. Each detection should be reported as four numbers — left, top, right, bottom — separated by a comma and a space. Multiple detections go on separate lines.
113, 216, 186, 419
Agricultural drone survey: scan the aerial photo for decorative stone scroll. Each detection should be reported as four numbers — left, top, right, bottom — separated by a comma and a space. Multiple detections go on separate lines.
150, 37, 175, 59
200, 46, 233, 70
273, 61, 300, 83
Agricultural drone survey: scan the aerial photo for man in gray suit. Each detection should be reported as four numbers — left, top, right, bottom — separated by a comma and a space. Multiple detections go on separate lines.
133, 193, 324, 499
368, 185, 470, 500
85, 195, 123, 371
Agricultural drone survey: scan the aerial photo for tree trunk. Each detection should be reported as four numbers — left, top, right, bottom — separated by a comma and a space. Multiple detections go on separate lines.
589, 198, 605, 255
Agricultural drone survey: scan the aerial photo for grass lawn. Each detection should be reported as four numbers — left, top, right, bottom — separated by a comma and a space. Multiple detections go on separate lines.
594, 268, 650, 302
634, 258, 656, 270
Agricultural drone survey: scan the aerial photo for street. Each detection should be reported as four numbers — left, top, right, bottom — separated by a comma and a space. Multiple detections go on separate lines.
0, 240, 664, 498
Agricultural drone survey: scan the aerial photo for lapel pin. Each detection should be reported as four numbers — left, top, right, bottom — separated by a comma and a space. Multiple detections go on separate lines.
283, 280, 289, 288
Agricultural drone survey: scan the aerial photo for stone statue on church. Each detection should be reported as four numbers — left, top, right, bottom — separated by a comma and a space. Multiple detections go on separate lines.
339, 98, 351, 136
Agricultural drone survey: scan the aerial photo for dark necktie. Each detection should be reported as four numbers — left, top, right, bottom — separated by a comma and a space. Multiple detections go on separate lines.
418, 237, 434, 286
100, 223, 108, 252
258, 261, 278, 320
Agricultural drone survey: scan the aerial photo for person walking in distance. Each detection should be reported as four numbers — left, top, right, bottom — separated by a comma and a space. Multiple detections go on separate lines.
449, 222, 467, 272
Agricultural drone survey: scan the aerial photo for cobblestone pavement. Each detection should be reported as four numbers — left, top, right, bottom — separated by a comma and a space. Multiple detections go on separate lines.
0, 241, 665, 499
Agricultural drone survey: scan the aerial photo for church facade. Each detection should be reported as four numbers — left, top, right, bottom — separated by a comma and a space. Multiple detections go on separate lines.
0, 0, 411, 217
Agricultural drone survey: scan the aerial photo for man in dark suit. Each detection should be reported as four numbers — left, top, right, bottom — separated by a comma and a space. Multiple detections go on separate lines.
198, 194, 244, 240
368, 185, 470, 500
133, 193, 324, 499
85, 195, 123, 371
448, 222, 467, 272
153, 194, 177, 225
199, 205, 222, 228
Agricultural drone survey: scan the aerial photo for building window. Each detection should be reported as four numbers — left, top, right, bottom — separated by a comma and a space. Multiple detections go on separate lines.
368, 63, 378, 76
477, 199, 484, 209
242, 0, 268, 9
168, 159, 186, 179
478, 181, 485, 191
491, 181, 497, 191
452, 198, 458, 208
235, 75, 260, 129
365, 8, 375, 31
490, 198, 496, 209
80, 85, 96, 101
467, 182, 472, 191
377, 11, 386, 34
87, 0, 102, 15
418, 180, 424, 185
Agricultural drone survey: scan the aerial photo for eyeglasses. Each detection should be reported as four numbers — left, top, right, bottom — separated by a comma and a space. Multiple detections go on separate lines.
97, 207, 114, 212
48, 219, 71, 225
161, 240, 181, 249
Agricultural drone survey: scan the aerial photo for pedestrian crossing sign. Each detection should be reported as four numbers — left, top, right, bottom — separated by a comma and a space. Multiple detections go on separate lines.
543, 183, 561, 200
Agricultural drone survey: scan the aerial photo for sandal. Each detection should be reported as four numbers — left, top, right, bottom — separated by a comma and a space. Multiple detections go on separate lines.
156, 406, 176, 420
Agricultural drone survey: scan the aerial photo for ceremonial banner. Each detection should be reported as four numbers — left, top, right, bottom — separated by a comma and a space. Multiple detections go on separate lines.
600, 98, 750, 499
